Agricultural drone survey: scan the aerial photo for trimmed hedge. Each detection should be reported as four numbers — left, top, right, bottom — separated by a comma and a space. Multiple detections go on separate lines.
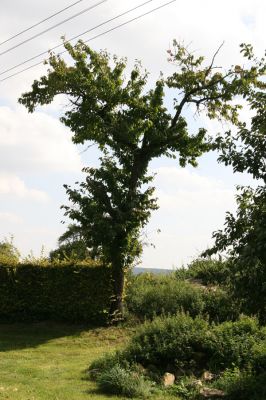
0, 263, 112, 324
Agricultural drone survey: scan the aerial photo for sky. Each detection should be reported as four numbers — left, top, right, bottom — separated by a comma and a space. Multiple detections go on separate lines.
0, 0, 265, 268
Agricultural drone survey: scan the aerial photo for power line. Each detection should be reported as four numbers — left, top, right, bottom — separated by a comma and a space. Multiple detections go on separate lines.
0, 0, 107, 57
0, 0, 86, 47
0, 0, 155, 77
0, 0, 176, 83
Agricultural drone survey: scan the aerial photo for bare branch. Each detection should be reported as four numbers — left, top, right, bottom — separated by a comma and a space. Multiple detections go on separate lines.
205, 41, 225, 77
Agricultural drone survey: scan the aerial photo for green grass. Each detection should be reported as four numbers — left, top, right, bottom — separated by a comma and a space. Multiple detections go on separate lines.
0, 322, 176, 400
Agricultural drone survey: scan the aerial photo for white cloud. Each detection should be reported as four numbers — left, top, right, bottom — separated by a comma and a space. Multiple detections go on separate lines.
0, 173, 49, 202
141, 167, 236, 268
0, 212, 23, 224
0, 106, 82, 173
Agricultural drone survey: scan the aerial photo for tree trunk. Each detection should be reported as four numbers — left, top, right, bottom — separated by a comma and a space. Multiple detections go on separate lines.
109, 261, 125, 323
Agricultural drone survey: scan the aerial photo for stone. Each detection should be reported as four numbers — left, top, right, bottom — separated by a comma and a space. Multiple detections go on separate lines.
200, 387, 225, 397
202, 371, 215, 381
162, 372, 175, 387
191, 379, 203, 387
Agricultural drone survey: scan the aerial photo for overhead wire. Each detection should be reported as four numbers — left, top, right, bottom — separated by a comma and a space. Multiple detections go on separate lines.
0, 0, 107, 57
0, 0, 176, 83
0, 0, 155, 77
0, 0, 86, 47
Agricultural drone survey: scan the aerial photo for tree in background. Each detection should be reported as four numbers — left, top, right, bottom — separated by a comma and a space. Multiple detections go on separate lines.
19, 40, 264, 318
49, 224, 92, 262
0, 236, 20, 264
204, 45, 266, 320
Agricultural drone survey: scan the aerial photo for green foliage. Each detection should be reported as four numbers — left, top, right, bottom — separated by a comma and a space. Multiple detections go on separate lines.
89, 351, 154, 398
0, 263, 112, 324
214, 368, 266, 400
182, 258, 229, 286
19, 40, 265, 316
125, 313, 210, 373
207, 187, 266, 322
250, 333, 266, 373
126, 273, 240, 322
123, 315, 265, 374
97, 365, 153, 398
0, 236, 20, 265
50, 224, 94, 262
205, 55, 266, 323
205, 317, 263, 371
202, 287, 240, 323
127, 273, 205, 318
167, 376, 200, 399
89, 351, 127, 379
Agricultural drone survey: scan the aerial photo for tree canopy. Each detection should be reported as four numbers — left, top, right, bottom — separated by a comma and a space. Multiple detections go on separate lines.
204, 49, 266, 320
19, 40, 265, 317
0, 236, 20, 264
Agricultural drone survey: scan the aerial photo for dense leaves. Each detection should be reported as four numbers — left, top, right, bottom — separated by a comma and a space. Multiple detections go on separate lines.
0, 263, 112, 324
204, 50, 266, 321
0, 237, 20, 265
19, 40, 265, 316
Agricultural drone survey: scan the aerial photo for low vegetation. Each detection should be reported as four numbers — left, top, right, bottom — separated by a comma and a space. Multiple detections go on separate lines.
0, 255, 265, 399
90, 314, 266, 399
126, 270, 239, 322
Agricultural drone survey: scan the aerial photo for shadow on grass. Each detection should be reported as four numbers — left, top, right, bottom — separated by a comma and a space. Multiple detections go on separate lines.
84, 387, 117, 398
0, 321, 98, 352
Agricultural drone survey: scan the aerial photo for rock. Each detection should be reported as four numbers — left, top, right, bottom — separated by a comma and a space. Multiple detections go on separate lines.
162, 372, 175, 387
191, 379, 203, 387
200, 387, 225, 397
202, 371, 215, 382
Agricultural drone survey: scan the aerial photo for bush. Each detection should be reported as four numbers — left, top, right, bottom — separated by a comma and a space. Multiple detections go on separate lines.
127, 273, 205, 318
126, 273, 240, 323
125, 313, 210, 373
0, 263, 112, 324
0, 237, 20, 265
214, 368, 266, 400
89, 351, 127, 378
181, 258, 229, 286
206, 316, 263, 371
202, 287, 240, 322
97, 365, 152, 398
124, 314, 265, 374
90, 314, 266, 398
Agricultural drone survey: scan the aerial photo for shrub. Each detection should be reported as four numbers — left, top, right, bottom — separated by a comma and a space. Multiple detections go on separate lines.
124, 314, 265, 374
127, 273, 205, 319
168, 376, 201, 399
90, 314, 266, 398
182, 258, 229, 286
126, 273, 240, 323
125, 313, 210, 373
0, 237, 20, 265
250, 338, 266, 373
214, 368, 266, 400
201, 287, 240, 322
89, 351, 127, 378
97, 365, 152, 398
206, 316, 263, 371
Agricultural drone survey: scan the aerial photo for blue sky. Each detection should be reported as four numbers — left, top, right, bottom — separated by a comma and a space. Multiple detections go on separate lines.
0, 0, 265, 267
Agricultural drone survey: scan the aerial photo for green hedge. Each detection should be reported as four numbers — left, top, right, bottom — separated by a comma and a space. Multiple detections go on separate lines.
0, 263, 112, 324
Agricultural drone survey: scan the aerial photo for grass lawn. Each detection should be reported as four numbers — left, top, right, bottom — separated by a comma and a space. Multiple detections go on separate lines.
0, 322, 176, 400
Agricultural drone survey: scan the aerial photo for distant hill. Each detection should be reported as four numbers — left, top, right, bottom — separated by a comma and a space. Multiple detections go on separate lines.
133, 267, 173, 275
